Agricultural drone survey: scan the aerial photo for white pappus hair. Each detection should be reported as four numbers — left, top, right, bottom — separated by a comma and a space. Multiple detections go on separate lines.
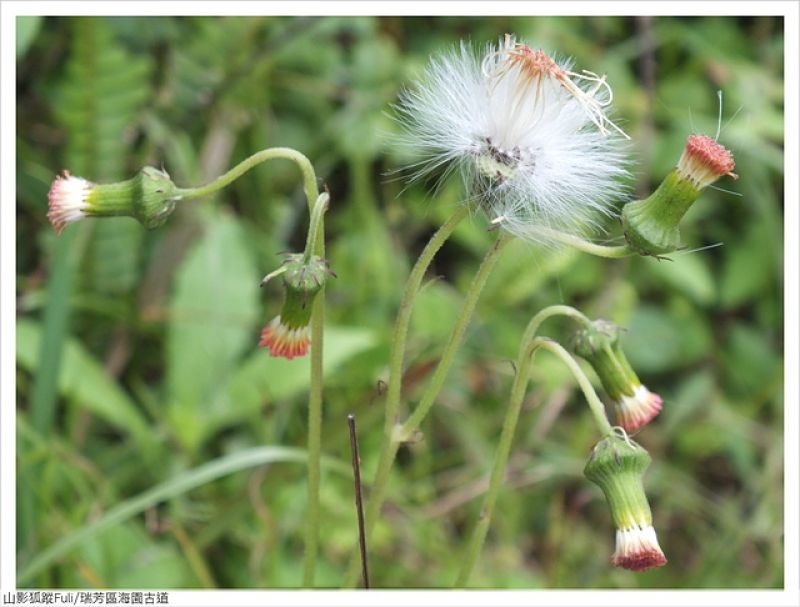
395, 35, 631, 245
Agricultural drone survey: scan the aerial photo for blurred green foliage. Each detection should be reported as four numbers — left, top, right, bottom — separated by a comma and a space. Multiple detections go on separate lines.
16, 16, 783, 588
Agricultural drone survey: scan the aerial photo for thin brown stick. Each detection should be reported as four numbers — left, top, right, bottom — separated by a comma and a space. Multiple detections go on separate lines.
347, 414, 370, 589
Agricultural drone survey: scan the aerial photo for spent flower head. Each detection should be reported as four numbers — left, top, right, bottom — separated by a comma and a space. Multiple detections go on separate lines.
572, 319, 663, 432
396, 34, 629, 244
584, 432, 667, 572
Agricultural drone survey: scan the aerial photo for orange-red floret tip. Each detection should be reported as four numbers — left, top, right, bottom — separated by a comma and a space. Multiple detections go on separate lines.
613, 549, 668, 572
258, 317, 310, 360
684, 134, 737, 179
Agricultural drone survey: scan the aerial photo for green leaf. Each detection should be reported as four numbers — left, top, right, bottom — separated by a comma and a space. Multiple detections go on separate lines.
165, 211, 259, 452
17, 446, 327, 585
71, 523, 192, 588
623, 302, 713, 373
719, 221, 775, 309
642, 252, 715, 306
16, 319, 152, 447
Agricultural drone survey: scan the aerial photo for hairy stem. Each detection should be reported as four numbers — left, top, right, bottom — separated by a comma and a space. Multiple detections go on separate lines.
456, 335, 612, 586
344, 231, 511, 587
179, 146, 325, 587
176, 147, 318, 208
533, 226, 635, 258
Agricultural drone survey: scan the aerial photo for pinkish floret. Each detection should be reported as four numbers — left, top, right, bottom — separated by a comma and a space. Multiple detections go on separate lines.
47, 170, 93, 233
678, 134, 737, 188
258, 316, 310, 360
612, 525, 668, 572
614, 385, 663, 432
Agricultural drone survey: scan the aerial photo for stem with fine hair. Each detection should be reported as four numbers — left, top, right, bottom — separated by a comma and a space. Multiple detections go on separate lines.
455, 334, 613, 586
533, 226, 636, 258
344, 231, 512, 587
178, 147, 325, 587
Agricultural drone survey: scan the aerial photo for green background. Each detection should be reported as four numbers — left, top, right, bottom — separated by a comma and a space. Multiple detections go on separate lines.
16, 15, 784, 588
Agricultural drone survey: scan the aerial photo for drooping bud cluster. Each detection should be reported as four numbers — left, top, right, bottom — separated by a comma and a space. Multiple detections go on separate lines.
572, 320, 662, 432
259, 253, 333, 359
621, 134, 736, 256
47, 166, 179, 233
584, 434, 667, 572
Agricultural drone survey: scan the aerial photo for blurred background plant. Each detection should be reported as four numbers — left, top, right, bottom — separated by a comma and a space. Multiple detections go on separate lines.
16, 15, 784, 588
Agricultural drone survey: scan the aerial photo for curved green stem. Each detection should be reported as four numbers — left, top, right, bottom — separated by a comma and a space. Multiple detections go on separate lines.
533, 226, 635, 258
344, 231, 512, 587
456, 335, 612, 586
518, 304, 593, 362
175, 147, 318, 210
178, 146, 325, 587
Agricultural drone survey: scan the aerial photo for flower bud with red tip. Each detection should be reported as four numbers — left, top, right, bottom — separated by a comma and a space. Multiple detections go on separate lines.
584, 433, 667, 572
259, 254, 333, 360
622, 134, 736, 256
572, 320, 662, 432
47, 166, 178, 233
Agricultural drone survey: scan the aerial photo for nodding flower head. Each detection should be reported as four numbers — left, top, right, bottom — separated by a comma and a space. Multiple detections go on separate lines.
258, 253, 333, 360
47, 167, 179, 233
396, 34, 629, 245
572, 319, 662, 432
622, 133, 737, 256
584, 433, 667, 572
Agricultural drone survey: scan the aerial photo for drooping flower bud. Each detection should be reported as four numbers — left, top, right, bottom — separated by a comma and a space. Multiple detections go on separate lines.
584, 434, 667, 572
572, 320, 662, 432
47, 166, 179, 233
621, 134, 736, 256
258, 253, 333, 359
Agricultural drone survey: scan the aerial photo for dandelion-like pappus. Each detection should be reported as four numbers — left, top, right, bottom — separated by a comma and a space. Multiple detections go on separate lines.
397, 34, 629, 244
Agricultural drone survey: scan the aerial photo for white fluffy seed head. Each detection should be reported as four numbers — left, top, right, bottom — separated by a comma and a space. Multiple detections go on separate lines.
395, 35, 630, 245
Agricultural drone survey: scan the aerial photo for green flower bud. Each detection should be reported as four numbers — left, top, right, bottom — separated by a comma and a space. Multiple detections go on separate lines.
621, 134, 736, 256
572, 320, 663, 432
47, 167, 178, 233
584, 434, 667, 571
259, 254, 333, 359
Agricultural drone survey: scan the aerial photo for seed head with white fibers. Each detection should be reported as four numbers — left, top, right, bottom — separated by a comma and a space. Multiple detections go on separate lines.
396, 35, 630, 245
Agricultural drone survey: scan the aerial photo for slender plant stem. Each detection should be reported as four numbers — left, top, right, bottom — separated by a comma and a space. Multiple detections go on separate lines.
178, 146, 325, 587
399, 233, 512, 437
456, 335, 613, 586
175, 147, 318, 208
533, 226, 635, 258
344, 231, 512, 587
518, 304, 592, 357
303, 193, 329, 262
382, 206, 470, 438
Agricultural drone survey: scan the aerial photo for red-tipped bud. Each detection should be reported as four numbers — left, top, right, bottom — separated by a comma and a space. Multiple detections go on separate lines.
258, 253, 333, 360
572, 320, 662, 432
678, 134, 737, 189
584, 434, 667, 572
47, 166, 178, 233
622, 134, 737, 256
